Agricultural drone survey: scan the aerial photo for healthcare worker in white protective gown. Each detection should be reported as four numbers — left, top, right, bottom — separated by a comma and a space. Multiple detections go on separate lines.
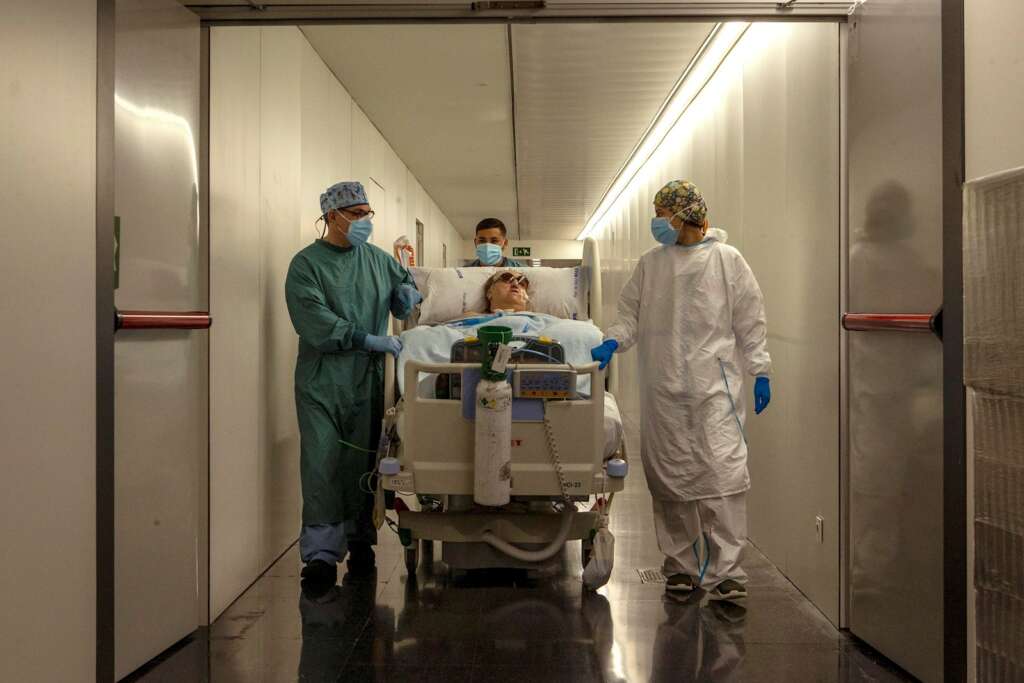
591, 180, 773, 602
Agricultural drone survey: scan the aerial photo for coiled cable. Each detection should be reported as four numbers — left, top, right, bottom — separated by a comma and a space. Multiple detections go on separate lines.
480, 398, 576, 562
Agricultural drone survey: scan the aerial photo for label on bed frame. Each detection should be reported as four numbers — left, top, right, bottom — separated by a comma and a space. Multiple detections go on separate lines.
492, 344, 512, 373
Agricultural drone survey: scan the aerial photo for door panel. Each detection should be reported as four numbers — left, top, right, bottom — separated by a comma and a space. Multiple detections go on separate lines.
113, 0, 204, 677
846, 2, 944, 680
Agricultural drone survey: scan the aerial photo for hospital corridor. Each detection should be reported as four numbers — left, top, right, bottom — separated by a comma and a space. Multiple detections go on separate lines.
2, 1, 1022, 682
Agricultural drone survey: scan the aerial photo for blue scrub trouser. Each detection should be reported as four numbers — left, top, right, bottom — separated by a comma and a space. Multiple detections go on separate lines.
300, 505, 378, 565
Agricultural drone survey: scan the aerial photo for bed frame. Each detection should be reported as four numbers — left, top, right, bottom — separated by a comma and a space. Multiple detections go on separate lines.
381, 237, 626, 573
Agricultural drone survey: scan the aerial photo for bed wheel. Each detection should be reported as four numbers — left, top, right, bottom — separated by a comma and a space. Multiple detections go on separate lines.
405, 545, 419, 574
421, 538, 434, 563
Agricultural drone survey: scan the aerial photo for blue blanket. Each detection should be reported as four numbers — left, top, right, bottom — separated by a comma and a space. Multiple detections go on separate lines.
398, 312, 603, 396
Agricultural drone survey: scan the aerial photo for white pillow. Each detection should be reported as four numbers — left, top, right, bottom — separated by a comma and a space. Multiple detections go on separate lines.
410, 266, 589, 325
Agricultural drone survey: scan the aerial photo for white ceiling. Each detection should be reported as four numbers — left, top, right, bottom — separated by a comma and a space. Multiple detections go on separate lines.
511, 22, 714, 238
301, 22, 713, 239
177, 0, 852, 239
186, 1, 851, 18
302, 24, 518, 239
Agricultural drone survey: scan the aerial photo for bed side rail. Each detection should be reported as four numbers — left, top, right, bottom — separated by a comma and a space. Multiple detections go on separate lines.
401, 359, 604, 406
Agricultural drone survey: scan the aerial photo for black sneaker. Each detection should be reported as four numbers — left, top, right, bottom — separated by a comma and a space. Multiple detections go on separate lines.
347, 542, 376, 575
665, 574, 697, 592
300, 560, 337, 587
301, 578, 334, 600
709, 579, 747, 601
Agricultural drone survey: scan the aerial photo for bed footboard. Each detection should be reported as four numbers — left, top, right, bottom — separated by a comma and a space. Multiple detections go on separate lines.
383, 359, 624, 497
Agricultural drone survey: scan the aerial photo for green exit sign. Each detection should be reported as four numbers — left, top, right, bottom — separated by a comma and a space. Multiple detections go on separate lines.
512, 247, 531, 257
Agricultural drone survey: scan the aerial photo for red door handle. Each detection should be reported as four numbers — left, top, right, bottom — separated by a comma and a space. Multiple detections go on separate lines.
115, 310, 212, 331
841, 310, 942, 339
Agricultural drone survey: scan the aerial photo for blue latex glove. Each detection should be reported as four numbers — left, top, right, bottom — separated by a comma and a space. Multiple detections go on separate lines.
754, 376, 771, 415
390, 283, 422, 320
364, 334, 402, 358
591, 339, 619, 370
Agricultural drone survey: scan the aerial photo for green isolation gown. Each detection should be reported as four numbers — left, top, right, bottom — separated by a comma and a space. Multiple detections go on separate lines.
285, 239, 413, 526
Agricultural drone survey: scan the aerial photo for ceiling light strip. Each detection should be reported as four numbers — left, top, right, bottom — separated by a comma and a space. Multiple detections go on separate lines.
576, 21, 749, 240
507, 23, 524, 241
583, 24, 719, 232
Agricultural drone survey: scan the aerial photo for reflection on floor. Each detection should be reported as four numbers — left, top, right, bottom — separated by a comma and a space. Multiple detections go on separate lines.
130, 423, 912, 683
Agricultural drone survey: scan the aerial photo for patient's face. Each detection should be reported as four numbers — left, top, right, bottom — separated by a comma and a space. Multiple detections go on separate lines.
487, 272, 530, 312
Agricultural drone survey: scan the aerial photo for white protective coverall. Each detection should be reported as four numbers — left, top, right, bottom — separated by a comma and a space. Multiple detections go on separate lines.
606, 232, 771, 583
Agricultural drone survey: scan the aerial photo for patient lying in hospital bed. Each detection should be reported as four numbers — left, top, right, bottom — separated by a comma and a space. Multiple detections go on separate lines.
386, 256, 625, 578
478, 269, 531, 314
397, 268, 624, 459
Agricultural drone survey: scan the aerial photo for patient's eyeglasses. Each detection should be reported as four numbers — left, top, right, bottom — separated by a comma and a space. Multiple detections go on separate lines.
496, 271, 529, 289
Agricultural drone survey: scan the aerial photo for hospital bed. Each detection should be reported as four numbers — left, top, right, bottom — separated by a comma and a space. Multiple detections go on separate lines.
377, 238, 628, 578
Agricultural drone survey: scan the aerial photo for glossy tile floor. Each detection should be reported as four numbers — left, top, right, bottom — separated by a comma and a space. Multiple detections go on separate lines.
131, 423, 913, 682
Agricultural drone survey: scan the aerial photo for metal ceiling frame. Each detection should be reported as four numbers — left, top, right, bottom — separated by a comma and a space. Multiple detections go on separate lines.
186, 2, 854, 24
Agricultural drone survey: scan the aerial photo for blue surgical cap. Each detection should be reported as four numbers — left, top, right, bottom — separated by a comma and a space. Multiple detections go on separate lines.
320, 181, 368, 215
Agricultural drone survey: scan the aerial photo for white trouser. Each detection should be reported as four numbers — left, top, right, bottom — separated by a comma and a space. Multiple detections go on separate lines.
651, 493, 748, 589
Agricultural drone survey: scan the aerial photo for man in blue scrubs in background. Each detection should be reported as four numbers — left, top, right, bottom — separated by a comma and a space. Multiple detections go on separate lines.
468, 217, 525, 267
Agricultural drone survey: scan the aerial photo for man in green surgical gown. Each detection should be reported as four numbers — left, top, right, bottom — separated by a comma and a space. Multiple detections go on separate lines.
285, 180, 421, 587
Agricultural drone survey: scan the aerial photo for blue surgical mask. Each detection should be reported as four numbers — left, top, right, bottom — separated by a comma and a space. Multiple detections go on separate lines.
476, 243, 503, 265
345, 217, 373, 248
651, 217, 679, 245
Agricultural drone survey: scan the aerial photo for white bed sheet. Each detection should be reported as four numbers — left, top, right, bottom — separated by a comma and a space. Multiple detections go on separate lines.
397, 312, 603, 395
602, 392, 624, 460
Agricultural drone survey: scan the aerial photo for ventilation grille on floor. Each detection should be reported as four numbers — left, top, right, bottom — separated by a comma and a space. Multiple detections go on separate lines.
637, 568, 666, 584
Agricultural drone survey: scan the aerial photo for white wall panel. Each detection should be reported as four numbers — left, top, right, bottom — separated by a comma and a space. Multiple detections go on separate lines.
409, 174, 440, 268
406, 173, 427, 262
0, 2, 97, 679
329, 77, 354, 187
210, 26, 263, 619
736, 20, 789, 575
258, 26, 304, 575
590, 22, 840, 622
433, 202, 463, 269
402, 171, 463, 269
393, 146, 411, 249
351, 104, 376, 194
301, 38, 342, 238
375, 140, 405, 249
745, 24, 841, 620
966, 0, 1024, 180
211, 26, 307, 619
210, 25, 461, 618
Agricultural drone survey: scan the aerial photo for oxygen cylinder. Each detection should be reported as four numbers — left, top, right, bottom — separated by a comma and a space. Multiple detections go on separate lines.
474, 377, 513, 506
474, 325, 514, 507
